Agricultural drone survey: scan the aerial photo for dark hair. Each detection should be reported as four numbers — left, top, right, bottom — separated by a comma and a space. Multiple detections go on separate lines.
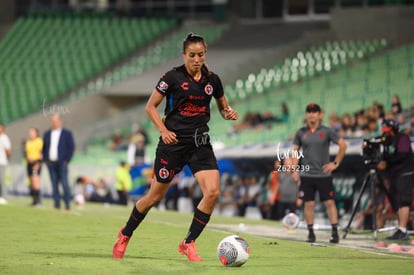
182, 32, 207, 53
182, 32, 211, 80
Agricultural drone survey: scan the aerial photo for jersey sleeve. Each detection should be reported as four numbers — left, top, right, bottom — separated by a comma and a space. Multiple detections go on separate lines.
327, 127, 340, 144
293, 128, 302, 147
155, 71, 174, 95
211, 74, 224, 99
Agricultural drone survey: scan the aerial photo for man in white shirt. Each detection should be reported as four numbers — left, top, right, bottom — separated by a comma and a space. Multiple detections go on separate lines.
0, 123, 12, 204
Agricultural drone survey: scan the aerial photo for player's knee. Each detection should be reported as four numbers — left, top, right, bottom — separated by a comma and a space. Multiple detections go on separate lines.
140, 194, 164, 208
204, 188, 220, 202
150, 196, 164, 206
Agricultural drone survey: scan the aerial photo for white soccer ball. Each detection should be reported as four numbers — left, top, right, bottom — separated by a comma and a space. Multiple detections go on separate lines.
282, 212, 300, 229
217, 235, 250, 267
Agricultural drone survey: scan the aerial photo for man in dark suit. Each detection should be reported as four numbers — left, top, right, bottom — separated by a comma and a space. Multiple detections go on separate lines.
42, 114, 75, 210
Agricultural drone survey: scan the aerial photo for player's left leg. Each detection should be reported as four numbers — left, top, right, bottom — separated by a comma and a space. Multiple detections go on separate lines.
324, 199, 339, 243
113, 179, 170, 259
319, 177, 339, 243
387, 172, 413, 240
178, 169, 220, 261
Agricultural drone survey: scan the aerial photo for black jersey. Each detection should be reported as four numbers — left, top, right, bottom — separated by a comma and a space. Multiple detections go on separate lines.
155, 65, 224, 136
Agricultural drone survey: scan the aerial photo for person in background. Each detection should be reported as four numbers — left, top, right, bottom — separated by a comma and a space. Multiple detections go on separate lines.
377, 119, 413, 240
74, 176, 96, 206
42, 114, 75, 210
406, 113, 414, 136
112, 33, 238, 261
0, 123, 12, 205
292, 103, 347, 244
217, 177, 237, 216
25, 127, 43, 206
127, 132, 146, 167
277, 156, 299, 219
115, 161, 133, 206
266, 160, 281, 220
391, 94, 402, 115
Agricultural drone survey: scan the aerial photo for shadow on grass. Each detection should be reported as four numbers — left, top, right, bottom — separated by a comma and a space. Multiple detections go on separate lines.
25, 251, 180, 262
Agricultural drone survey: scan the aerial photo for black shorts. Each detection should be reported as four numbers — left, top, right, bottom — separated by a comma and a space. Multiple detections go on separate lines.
298, 176, 335, 202
153, 134, 218, 184
389, 172, 414, 209
27, 160, 42, 176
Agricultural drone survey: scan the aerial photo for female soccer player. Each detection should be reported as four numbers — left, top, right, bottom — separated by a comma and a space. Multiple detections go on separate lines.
112, 33, 238, 261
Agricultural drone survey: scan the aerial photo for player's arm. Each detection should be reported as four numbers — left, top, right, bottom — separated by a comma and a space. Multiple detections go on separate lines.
215, 96, 238, 120
291, 144, 300, 182
323, 138, 347, 173
145, 89, 177, 144
5, 139, 11, 159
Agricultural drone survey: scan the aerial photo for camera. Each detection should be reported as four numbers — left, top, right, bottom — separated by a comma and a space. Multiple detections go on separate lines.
362, 137, 384, 166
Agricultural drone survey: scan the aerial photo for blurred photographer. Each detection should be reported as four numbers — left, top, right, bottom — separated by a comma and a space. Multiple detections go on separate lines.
377, 119, 413, 240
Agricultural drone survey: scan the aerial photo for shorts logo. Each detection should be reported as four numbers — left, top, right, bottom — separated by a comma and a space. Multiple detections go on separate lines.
159, 168, 169, 179
204, 84, 213, 95
157, 81, 168, 92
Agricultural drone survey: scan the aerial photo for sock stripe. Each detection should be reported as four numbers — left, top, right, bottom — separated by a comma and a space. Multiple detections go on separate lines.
193, 216, 207, 226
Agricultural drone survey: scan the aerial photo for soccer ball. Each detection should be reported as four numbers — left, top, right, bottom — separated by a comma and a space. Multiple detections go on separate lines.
282, 212, 300, 229
217, 235, 250, 267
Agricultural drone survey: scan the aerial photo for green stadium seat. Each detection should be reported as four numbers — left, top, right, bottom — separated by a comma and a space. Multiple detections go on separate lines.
0, 13, 179, 123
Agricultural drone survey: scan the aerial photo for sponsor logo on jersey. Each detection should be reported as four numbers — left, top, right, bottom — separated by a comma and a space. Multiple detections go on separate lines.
181, 82, 189, 91
178, 103, 207, 117
189, 95, 205, 100
204, 84, 213, 95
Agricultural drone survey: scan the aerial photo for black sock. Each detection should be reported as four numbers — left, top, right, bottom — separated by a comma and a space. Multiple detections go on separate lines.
185, 208, 211, 243
122, 207, 146, 237
33, 190, 41, 204
332, 224, 338, 235
308, 224, 314, 234
30, 189, 34, 204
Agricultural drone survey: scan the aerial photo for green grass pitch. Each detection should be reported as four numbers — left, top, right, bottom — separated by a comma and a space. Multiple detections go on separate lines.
0, 197, 412, 275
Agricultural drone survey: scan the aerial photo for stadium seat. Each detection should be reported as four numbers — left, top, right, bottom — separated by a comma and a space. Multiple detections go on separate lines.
203, 40, 414, 148
0, 13, 179, 123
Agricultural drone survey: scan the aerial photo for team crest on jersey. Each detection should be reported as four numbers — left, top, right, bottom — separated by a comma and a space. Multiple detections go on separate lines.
204, 84, 213, 95
158, 168, 169, 179
157, 81, 168, 92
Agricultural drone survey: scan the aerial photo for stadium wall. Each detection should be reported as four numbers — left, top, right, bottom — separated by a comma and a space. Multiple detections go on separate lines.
331, 6, 414, 46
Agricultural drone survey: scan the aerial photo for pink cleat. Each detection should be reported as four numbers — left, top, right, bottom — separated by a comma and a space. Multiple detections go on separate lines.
112, 228, 130, 259
178, 240, 202, 262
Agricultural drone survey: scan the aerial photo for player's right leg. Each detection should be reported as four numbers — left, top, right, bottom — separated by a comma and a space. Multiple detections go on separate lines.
299, 177, 316, 242
112, 180, 170, 258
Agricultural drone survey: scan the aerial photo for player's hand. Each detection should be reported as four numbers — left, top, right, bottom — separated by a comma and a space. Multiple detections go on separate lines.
224, 106, 238, 120
160, 129, 178, 145
322, 162, 337, 174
